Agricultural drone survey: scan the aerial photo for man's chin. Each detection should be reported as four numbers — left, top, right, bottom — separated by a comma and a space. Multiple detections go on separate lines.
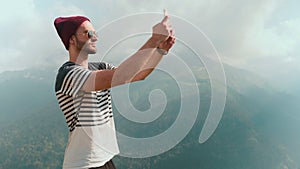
89, 50, 97, 54
85, 47, 97, 54
89, 48, 97, 54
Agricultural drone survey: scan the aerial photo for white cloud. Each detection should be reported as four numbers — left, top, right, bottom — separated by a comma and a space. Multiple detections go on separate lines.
50, 2, 86, 17
0, 0, 299, 93
98, 0, 298, 70
0, 1, 88, 72
0, 0, 35, 23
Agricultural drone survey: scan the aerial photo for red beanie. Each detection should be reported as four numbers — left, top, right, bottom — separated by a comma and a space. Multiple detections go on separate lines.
54, 16, 90, 50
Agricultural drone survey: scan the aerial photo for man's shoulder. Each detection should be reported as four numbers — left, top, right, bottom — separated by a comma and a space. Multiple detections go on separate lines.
56, 61, 75, 73
55, 61, 80, 92
60, 61, 77, 69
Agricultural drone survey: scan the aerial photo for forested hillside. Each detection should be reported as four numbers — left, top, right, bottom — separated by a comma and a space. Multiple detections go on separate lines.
0, 64, 299, 169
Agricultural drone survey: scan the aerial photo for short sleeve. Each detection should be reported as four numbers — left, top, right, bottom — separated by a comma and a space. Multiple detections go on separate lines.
88, 62, 116, 70
56, 64, 91, 97
105, 62, 116, 70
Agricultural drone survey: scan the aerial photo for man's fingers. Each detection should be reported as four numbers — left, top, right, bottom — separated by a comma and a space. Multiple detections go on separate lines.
161, 15, 169, 24
171, 37, 176, 44
162, 9, 170, 23
164, 9, 169, 17
170, 29, 175, 36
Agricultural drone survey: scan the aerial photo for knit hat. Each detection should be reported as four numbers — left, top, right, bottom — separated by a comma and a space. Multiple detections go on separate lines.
54, 16, 90, 50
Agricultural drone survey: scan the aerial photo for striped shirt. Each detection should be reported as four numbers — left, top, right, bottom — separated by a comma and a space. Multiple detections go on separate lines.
55, 61, 119, 169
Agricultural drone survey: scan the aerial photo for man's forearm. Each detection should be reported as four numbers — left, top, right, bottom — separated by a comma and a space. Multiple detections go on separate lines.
131, 49, 164, 82
132, 35, 176, 82
111, 37, 161, 85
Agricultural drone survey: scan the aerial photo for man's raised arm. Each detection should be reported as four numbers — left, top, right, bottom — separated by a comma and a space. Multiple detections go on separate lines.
82, 13, 175, 92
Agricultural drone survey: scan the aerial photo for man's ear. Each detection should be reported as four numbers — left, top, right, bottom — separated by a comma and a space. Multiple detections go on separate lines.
69, 35, 76, 45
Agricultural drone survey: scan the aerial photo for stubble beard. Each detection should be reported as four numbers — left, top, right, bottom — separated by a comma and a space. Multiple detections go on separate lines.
76, 38, 97, 54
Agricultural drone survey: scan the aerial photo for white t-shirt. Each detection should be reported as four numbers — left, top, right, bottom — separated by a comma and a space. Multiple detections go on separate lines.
55, 61, 119, 169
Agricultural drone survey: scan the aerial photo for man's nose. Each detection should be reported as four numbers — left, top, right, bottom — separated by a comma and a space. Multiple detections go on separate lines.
91, 34, 98, 41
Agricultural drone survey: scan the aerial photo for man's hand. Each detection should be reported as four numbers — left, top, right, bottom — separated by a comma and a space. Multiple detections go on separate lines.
152, 9, 176, 52
158, 30, 176, 52
152, 9, 175, 46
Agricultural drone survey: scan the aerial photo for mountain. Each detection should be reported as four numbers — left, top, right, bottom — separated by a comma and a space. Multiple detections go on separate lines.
0, 63, 299, 169
0, 68, 56, 129
0, 67, 68, 169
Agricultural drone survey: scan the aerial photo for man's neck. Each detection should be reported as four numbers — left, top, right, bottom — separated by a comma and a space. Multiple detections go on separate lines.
69, 50, 89, 69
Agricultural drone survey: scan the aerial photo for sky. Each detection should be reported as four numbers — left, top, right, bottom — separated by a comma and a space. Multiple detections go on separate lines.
0, 0, 299, 92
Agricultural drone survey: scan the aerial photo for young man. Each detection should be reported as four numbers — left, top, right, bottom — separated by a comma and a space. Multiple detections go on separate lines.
54, 13, 175, 169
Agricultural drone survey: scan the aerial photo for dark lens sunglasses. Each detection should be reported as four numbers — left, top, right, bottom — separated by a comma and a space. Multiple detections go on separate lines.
77, 30, 98, 39
86, 30, 98, 39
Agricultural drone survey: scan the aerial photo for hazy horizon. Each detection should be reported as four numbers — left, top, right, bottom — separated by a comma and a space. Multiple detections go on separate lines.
0, 0, 299, 94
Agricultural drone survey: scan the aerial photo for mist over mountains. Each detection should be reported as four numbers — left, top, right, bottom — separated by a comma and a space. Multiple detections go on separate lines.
0, 62, 299, 169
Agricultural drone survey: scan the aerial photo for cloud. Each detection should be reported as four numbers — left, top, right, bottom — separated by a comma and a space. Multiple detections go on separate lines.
0, 0, 88, 72
1, 0, 299, 93
105, 0, 300, 93
0, 0, 35, 23
0, 0, 39, 71
93, 0, 298, 68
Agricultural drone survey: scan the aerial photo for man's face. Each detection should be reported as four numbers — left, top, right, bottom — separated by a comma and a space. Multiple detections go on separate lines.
74, 21, 98, 54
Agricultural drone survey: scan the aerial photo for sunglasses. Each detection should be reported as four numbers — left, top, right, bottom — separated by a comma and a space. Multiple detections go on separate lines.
77, 30, 98, 39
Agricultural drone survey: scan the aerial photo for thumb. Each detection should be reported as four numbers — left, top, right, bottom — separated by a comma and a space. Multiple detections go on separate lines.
161, 15, 169, 24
